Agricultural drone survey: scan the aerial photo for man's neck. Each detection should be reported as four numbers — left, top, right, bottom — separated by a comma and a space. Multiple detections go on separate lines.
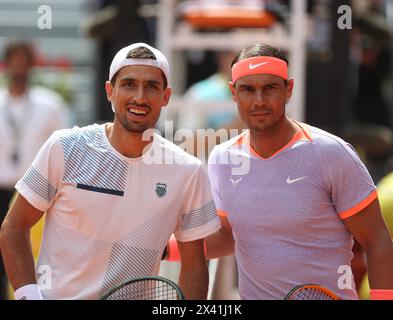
9, 82, 28, 97
249, 117, 299, 159
106, 122, 153, 158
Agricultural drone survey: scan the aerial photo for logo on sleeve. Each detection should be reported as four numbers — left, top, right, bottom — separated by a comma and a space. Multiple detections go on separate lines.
155, 183, 167, 197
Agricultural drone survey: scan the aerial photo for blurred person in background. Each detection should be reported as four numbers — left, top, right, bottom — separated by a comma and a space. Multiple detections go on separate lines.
177, 50, 247, 162
0, 40, 69, 300
178, 50, 238, 132
351, 0, 392, 129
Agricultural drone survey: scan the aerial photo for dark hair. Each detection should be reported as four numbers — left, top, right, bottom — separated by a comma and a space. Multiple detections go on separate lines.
4, 40, 35, 65
111, 46, 168, 88
231, 43, 289, 67
126, 46, 157, 60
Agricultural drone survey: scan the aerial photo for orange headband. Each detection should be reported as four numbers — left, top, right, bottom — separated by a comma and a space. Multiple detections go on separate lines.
232, 56, 288, 83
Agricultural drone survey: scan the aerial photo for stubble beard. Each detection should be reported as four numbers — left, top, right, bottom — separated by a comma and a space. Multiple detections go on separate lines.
247, 111, 286, 136
116, 111, 152, 134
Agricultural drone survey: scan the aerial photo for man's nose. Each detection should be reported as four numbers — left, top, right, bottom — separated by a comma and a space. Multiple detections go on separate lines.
133, 86, 147, 103
255, 89, 267, 105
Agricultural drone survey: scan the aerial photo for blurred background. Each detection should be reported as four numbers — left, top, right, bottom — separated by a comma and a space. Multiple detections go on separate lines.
1, 0, 393, 300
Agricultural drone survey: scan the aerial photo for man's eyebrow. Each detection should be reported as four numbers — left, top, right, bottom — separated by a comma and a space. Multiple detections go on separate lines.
146, 80, 161, 85
264, 82, 281, 87
119, 77, 136, 82
119, 77, 161, 85
238, 84, 253, 88
238, 81, 281, 88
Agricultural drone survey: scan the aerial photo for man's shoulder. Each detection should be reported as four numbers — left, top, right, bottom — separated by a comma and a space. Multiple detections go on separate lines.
210, 131, 248, 156
0, 87, 6, 97
33, 125, 94, 154
308, 125, 351, 149
307, 125, 360, 162
153, 133, 202, 167
55, 123, 103, 143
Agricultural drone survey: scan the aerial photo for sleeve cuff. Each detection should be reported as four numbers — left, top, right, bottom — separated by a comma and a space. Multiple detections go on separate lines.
15, 181, 49, 213
174, 217, 221, 242
217, 209, 228, 218
370, 289, 393, 300
339, 190, 378, 220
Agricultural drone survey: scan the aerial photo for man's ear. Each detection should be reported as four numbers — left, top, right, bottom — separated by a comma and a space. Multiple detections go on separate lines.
105, 81, 113, 102
286, 79, 294, 103
228, 82, 237, 102
162, 87, 172, 107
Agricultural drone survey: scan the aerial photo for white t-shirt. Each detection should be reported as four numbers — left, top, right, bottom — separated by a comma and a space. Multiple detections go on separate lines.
0, 86, 68, 188
15, 123, 221, 300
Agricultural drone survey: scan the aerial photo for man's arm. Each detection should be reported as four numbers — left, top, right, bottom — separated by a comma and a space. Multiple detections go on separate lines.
0, 193, 44, 291
205, 214, 235, 259
164, 215, 234, 262
177, 239, 209, 300
343, 198, 393, 289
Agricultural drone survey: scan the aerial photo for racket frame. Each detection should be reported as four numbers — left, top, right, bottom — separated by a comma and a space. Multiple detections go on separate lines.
284, 284, 339, 300
100, 275, 185, 300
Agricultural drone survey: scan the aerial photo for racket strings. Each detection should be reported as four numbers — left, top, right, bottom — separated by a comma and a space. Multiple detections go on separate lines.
291, 287, 336, 300
105, 279, 180, 300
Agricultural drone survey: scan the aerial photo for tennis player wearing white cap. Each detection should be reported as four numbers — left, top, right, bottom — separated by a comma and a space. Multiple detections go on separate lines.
0, 43, 221, 300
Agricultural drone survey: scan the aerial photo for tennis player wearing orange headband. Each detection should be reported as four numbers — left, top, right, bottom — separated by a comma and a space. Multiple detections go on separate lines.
168, 43, 393, 300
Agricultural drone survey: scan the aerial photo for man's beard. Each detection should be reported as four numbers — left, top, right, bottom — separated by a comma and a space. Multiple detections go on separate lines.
248, 119, 276, 133
116, 112, 152, 133
115, 101, 160, 134
243, 105, 286, 134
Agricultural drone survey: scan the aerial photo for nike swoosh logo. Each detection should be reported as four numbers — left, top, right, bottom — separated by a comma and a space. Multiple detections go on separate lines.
249, 62, 269, 70
287, 176, 308, 184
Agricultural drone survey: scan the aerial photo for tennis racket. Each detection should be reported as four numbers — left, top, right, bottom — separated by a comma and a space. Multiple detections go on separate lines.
284, 284, 339, 300
100, 276, 185, 300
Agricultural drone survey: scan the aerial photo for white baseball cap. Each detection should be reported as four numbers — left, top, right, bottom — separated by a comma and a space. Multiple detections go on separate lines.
108, 42, 170, 86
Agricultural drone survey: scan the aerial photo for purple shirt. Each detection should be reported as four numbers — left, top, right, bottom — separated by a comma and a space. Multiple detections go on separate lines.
208, 122, 377, 300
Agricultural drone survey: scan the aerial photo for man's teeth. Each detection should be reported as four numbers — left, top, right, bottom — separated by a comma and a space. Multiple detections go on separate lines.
129, 108, 147, 115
